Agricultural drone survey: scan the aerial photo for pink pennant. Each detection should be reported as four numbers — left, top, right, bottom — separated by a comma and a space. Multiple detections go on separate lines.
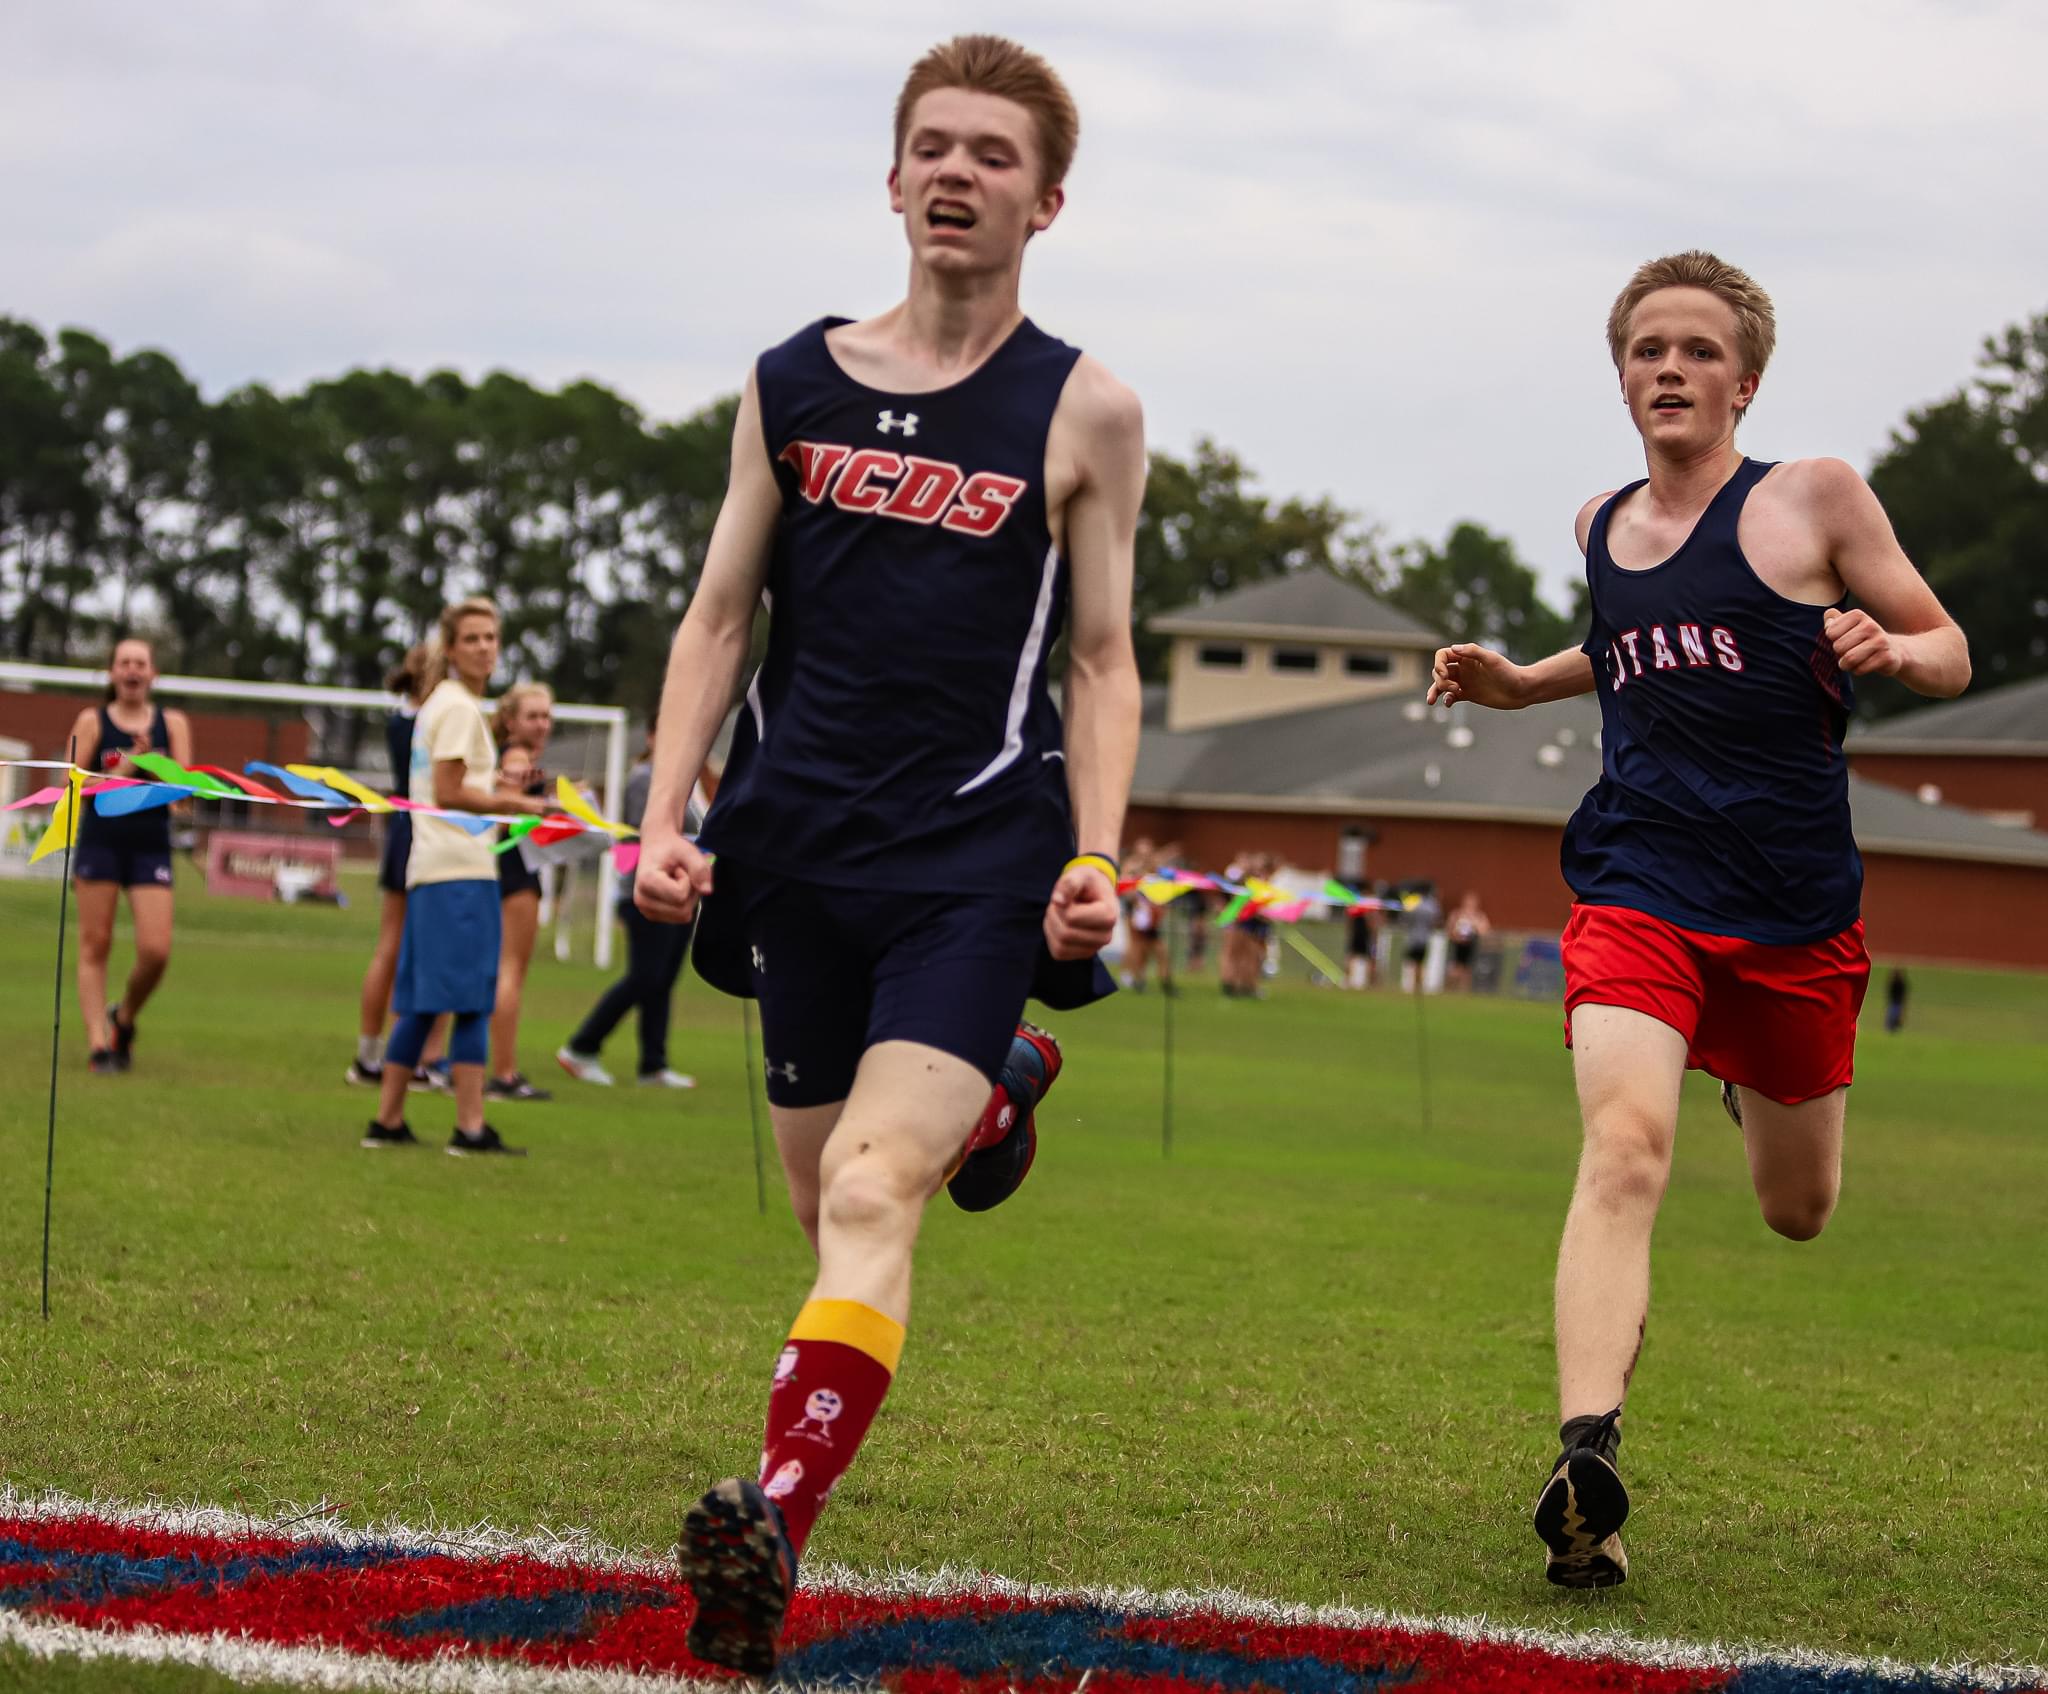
325, 809, 364, 829
4, 786, 66, 810
611, 841, 641, 875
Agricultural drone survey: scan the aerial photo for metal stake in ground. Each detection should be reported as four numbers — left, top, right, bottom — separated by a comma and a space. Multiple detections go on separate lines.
1161, 897, 1176, 1160
1412, 968, 1434, 1137
42, 740, 78, 1320
739, 999, 767, 1216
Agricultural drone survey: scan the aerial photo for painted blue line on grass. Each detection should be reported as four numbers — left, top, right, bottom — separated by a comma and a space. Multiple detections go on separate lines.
0, 1536, 415, 1609
384, 1584, 660, 1648
777, 1606, 1417, 1692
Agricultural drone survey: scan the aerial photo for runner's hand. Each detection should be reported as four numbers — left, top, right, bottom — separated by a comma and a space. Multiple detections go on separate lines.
1428, 643, 1527, 709
635, 828, 713, 924
1825, 608, 1903, 677
1045, 862, 1117, 961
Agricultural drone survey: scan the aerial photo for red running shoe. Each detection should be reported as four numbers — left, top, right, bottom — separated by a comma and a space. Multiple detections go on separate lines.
947, 1021, 1061, 1213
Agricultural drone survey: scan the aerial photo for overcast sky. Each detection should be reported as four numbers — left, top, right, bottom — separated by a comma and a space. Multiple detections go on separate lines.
7, 0, 2044, 605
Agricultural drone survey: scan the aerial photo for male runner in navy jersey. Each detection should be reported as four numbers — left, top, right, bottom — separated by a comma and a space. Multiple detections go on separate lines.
1430, 251, 1968, 1588
633, 35, 1144, 1674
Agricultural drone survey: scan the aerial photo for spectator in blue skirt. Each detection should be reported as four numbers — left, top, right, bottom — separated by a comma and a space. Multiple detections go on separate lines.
361, 598, 551, 1155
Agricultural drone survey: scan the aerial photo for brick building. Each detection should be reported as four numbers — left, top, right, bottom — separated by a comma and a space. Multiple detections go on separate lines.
1125, 574, 2048, 970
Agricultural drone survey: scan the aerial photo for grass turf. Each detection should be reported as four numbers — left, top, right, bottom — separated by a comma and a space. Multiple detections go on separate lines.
1, 864, 2045, 1687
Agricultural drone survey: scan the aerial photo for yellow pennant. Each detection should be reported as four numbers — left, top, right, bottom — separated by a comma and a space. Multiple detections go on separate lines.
554, 775, 633, 838
1137, 877, 1194, 905
27, 768, 86, 866
288, 764, 393, 812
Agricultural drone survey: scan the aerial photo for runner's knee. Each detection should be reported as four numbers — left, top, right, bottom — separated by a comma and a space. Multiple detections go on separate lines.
1760, 1181, 1836, 1242
132, 939, 171, 978
818, 1139, 928, 1240
1579, 1112, 1672, 1212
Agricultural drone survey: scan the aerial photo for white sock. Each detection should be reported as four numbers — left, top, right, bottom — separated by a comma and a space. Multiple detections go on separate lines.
357, 1034, 384, 1071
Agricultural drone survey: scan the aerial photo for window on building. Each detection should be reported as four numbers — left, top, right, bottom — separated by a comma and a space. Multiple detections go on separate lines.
1271, 647, 1320, 673
1197, 643, 1246, 670
1345, 651, 1393, 677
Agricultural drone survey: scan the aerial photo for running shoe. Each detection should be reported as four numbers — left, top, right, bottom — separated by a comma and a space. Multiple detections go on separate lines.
637, 1069, 697, 1089
556, 1047, 615, 1087
947, 1021, 1061, 1213
677, 1477, 797, 1677
360, 1121, 420, 1149
88, 1049, 120, 1076
447, 1124, 526, 1157
110, 1009, 137, 1072
345, 1059, 382, 1087
485, 1073, 553, 1102
1532, 1407, 1629, 1588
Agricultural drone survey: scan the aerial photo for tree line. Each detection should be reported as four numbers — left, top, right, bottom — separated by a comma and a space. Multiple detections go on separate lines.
4, 310, 2041, 719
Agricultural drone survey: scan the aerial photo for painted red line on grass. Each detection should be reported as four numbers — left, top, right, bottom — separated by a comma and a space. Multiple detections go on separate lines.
1, 1505, 2040, 1694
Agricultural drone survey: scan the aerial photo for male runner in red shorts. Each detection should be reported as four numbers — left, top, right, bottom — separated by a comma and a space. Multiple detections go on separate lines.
1430, 251, 1968, 1587
634, 35, 1144, 1674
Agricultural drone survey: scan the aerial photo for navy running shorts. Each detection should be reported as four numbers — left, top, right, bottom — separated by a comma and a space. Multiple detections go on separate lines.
394, 878, 502, 1017
693, 859, 1103, 1109
73, 841, 174, 889
498, 844, 543, 900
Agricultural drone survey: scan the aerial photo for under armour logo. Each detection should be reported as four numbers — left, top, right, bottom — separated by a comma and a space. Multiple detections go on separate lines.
767, 1059, 799, 1085
876, 410, 919, 437
751, 945, 766, 973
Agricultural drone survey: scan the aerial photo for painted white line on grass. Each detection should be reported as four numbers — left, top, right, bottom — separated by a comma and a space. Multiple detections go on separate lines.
3, 1488, 2043, 1690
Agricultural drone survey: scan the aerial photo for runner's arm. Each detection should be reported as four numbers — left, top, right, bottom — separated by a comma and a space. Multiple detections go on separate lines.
1807, 458, 1970, 698
1058, 358, 1146, 861
67, 706, 100, 771
636, 370, 781, 922
165, 710, 194, 769
1429, 644, 1594, 709
1047, 358, 1145, 960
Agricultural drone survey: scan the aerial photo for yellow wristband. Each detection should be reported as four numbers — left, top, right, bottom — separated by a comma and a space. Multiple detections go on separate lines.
1065, 854, 1119, 885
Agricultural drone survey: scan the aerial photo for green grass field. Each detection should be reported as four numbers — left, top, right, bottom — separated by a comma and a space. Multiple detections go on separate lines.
2, 865, 2045, 1688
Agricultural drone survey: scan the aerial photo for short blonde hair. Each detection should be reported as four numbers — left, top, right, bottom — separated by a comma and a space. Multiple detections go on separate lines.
894, 35, 1079, 191
1606, 250, 1777, 390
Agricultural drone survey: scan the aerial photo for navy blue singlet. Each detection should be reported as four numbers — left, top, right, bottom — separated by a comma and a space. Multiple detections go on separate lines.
77, 702, 172, 852
1559, 459, 1862, 945
701, 317, 1085, 899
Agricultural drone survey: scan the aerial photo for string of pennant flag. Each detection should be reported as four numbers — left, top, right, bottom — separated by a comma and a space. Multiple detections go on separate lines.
3, 758, 1419, 979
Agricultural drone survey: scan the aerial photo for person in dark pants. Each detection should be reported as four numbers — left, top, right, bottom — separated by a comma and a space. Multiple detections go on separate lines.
557, 728, 703, 1088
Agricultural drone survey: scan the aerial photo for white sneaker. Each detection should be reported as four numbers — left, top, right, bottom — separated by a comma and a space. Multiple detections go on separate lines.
555, 1047, 615, 1087
637, 1069, 696, 1089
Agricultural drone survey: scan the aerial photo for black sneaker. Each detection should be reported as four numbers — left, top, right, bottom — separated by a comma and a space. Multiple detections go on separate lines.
361, 1121, 420, 1149
345, 1059, 382, 1087
446, 1124, 526, 1157
947, 1022, 1060, 1213
1533, 1407, 1629, 1588
677, 1478, 797, 1677
110, 1009, 137, 1072
485, 1073, 553, 1102
1720, 1078, 1744, 1130
89, 1049, 120, 1076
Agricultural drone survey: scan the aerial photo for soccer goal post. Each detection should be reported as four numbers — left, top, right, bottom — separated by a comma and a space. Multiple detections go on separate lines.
0, 660, 631, 970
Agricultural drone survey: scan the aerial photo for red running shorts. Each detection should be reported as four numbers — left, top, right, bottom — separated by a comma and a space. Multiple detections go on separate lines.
1561, 903, 1870, 1105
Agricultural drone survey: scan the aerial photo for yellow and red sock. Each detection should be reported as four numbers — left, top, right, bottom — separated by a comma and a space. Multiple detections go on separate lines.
756, 1298, 903, 1557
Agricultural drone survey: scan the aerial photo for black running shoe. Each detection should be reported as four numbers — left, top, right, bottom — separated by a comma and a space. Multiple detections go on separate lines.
485, 1072, 553, 1102
345, 1059, 382, 1087
1720, 1078, 1744, 1130
677, 1477, 797, 1677
446, 1124, 526, 1157
361, 1121, 420, 1149
1533, 1407, 1629, 1588
947, 1022, 1061, 1213
110, 1009, 137, 1072
89, 1049, 120, 1076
